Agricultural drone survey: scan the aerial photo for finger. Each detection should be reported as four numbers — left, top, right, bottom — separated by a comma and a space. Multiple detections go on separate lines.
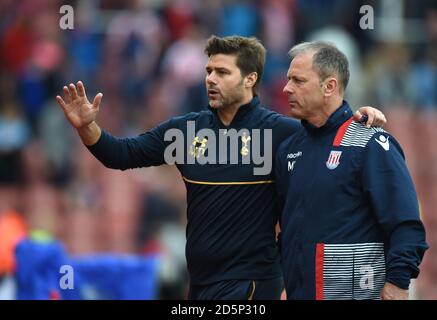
77, 81, 86, 98
374, 112, 382, 126
378, 113, 387, 127
69, 83, 78, 100
56, 95, 67, 112
353, 110, 369, 125
353, 110, 363, 122
366, 111, 375, 128
360, 114, 368, 124
382, 114, 387, 126
63, 86, 71, 103
92, 93, 103, 108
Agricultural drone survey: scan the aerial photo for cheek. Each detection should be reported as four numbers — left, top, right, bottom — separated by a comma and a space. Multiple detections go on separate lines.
301, 85, 321, 101
295, 88, 309, 104
225, 80, 243, 94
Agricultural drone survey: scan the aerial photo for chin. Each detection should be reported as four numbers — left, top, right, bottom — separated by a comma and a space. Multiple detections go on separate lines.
289, 110, 302, 120
209, 101, 223, 109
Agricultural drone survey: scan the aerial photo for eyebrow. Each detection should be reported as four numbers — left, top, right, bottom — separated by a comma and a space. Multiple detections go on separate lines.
206, 66, 231, 72
288, 74, 305, 80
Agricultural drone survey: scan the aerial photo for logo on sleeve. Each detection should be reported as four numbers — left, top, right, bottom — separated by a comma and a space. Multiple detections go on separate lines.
326, 150, 342, 170
375, 135, 389, 151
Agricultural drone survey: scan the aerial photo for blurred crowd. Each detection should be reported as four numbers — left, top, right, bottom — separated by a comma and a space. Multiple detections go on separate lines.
0, 0, 436, 299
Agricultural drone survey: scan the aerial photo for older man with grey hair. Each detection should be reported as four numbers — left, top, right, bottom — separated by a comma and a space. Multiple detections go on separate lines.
275, 41, 428, 300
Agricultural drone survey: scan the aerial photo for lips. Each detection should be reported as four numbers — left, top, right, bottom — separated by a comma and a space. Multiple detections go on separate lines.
208, 87, 220, 93
208, 88, 220, 98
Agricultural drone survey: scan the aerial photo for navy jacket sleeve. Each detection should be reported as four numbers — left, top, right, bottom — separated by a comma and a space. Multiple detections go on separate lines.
274, 141, 287, 210
274, 140, 289, 250
362, 133, 428, 289
87, 117, 178, 170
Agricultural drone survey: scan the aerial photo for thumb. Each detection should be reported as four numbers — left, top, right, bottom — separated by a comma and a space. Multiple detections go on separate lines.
353, 110, 363, 122
93, 93, 103, 108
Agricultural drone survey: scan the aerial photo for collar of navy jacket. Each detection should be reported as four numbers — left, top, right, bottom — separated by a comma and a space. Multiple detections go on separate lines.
301, 100, 353, 136
207, 95, 259, 128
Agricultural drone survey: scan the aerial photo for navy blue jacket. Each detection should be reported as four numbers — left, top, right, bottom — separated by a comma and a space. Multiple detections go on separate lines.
275, 101, 428, 300
87, 96, 300, 285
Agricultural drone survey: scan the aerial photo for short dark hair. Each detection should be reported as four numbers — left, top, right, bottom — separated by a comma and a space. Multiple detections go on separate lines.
204, 35, 266, 95
288, 41, 350, 93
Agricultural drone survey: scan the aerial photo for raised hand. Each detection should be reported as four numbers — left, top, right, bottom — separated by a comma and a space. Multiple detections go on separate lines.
56, 81, 103, 129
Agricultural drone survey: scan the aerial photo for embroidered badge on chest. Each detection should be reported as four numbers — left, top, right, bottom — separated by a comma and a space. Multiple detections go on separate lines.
326, 150, 342, 170
240, 132, 251, 156
190, 136, 208, 158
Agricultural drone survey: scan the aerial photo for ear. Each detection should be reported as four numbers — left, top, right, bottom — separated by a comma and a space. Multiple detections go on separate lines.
323, 77, 338, 97
244, 72, 258, 89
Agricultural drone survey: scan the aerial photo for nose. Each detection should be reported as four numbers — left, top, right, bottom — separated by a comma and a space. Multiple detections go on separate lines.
206, 72, 217, 85
283, 81, 293, 94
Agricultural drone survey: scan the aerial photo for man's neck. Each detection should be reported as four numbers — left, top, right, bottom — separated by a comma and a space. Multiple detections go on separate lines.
308, 96, 343, 128
217, 94, 253, 126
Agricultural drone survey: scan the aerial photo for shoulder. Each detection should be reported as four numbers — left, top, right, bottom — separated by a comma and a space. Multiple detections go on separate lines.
171, 111, 208, 122
334, 119, 387, 148
164, 111, 212, 128
335, 119, 405, 159
257, 106, 301, 132
276, 128, 305, 157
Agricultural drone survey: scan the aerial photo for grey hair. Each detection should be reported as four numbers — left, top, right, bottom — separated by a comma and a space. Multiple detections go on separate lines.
288, 41, 350, 93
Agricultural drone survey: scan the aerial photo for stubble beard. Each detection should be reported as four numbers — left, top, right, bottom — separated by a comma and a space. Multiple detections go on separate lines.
209, 80, 246, 110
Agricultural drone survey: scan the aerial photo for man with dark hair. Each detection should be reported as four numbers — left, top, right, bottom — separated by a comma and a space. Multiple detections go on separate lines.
275, 41, 428, 300
204, 36, 266, 96
56, 35, 385, 300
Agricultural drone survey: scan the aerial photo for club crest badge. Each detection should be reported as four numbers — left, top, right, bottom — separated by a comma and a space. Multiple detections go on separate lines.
240, 132, 251, 156
190, 136, 208, 158
326, 150, 342, 170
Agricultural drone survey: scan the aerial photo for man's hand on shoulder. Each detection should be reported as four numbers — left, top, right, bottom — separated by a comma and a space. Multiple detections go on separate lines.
354, 106, 387, 128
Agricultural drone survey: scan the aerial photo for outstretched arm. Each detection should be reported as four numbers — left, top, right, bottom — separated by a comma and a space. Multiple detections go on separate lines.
56, 81, 103, 146
56, 80, 185, 170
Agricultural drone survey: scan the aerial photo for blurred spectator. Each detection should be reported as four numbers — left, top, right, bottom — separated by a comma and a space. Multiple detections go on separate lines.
161, 24, 207, 113
1, 15, 33, 74
306, 26, 365, 108
409, 44, 437, 110
260, 0, 295, 112
219, 0, 261, 37
164, 0, 197, 41
0, 94, 30, 185
364, 43, 415, 109
0, 208, 27, 275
